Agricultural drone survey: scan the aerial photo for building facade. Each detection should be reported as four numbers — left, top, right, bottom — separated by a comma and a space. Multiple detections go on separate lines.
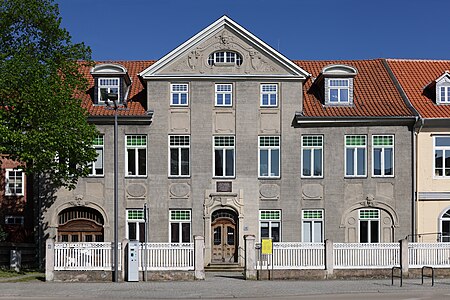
41, 17, 417, 266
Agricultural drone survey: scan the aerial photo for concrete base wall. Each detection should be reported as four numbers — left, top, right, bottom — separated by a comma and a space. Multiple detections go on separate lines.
52, 270, 195, 282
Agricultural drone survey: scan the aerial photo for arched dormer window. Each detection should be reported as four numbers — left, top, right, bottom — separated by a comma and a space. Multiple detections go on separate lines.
322, 64, 357, 106
208, 51, 243, 66
90, 63, 131, 105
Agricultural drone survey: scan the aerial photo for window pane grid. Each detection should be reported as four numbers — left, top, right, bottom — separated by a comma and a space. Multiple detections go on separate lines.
214, 136, 235, 147
127, 209, 144, 220
170, 135, 190, 146
216, 84, 232, 92
373, 135, 393, 146
259, 136, 280, 147
93, 135, 104, 146
303, 210, 323, 219
171, 84, 188, 92
302, 136, 323, 147
170, 210, 191, 221
346, 136, 366, 146
127, 135, 147, 147
359, 209, 379, 219
329, 79, 349, 87
260, 210, 281, 220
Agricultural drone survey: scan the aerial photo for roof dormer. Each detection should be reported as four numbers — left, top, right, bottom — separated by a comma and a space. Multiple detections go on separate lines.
90, 63, 132, 105
434, 71, 450, 105
321, 64, 357, 106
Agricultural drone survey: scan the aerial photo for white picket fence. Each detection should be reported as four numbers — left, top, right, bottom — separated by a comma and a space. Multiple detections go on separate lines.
333, 243, 399, 269
257, 242, 325, 269
409, 242, 450, 268
139, 243, 194, 271
54, 242, 121, 271
53, 242, 193, 271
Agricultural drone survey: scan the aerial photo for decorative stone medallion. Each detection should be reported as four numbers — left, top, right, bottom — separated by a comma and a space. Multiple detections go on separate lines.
169, 183, 190, 199
259, 184, 280, 200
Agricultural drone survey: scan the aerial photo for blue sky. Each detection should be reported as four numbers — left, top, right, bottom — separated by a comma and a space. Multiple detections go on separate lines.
57, 0, 448, 61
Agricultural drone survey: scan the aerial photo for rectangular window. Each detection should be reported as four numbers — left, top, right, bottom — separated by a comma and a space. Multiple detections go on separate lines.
329, 79, 349, 103
98, 78, 120, 104
5, 169, 24, 196
261, 84, 278, 107
434, 136, 450, 177
359, 209, 379, 243
215, 84, 232, 106
171, 84, 188, 106
440, 86, 450, 103
169, 136, 190, 177
126, 135, 147, 177
214, 136, 235, 177
169, 210, 191, 243
5, 215, 24, 225
301, 135, 323, 178
126, 209, 146, 243
88, 135, 104, 176
259, 136, 280, 178
373, 135, 394, 177
345, 135, 366, 177
302, 210, 323, 243
259, 210, 281, 242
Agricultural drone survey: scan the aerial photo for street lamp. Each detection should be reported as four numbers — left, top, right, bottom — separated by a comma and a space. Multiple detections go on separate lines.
106, 92, 119, 282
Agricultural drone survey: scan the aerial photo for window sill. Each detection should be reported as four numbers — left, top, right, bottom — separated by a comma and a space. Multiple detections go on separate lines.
170, 104, 189, 107
372, 175, 395, 178
169, 176, 191, 179
125, 176, 148, 179
344, 176, 367, 179
301, 176, 324, 179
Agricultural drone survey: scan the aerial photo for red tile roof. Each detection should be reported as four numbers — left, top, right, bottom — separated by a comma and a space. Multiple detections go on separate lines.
387, 59, 450, 119
77, 60, 155, 116
294, 60, 413, 118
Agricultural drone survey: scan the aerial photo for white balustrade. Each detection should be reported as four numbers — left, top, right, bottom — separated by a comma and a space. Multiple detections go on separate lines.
333, 243, 400, 269
408, 242, 450, 268
139, 243, 194, 271
54, 242, 121, 271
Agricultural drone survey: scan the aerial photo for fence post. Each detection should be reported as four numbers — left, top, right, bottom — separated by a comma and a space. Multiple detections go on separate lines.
194, 235, 205, 280
400, 238, 409, 276
325, 239, 334, 276
244, 235, 257, 280
121, 239, 129, 282
45, 239, 54, 281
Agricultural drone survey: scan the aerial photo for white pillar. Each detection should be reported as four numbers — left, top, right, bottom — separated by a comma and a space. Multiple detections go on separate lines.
244, 235, 257, 280
194, 236, 205, 280
45, 239, 54, 281
325, 239, 334, 276
400, 238, 409, 275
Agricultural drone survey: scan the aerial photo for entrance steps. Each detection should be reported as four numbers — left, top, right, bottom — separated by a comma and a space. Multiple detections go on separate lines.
205, 263, 244, 272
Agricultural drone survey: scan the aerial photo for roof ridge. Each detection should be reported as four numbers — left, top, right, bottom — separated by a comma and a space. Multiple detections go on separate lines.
386, 58, 450, 62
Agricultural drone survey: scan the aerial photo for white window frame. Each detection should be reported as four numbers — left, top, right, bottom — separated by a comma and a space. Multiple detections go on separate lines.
126, 209, 146, 242
168, 135, 190, 177
259, 210, 281, 242
258, 136, 280, 178
215, 84, 233, 107
302, 210, 324, 243
88, 135, 104, 177
125, 135, 147, 177
301, 135, 323, 178
98, 77, 120, 104
439, 86, 450, 104
208, 51, 242, 66
169, 210, 191, 244
213, 136, 235, 178
434, 136, 450, 179
328, 79, 349, 103
260, 84, 278, 107
372, 135, 394, 177
5, 169, 24, 196
345, 135, 367, 177
170, 83, 189, 106
358, 209, 380, 243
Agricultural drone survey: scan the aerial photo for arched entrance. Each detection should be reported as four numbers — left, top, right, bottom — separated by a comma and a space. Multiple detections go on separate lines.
211, 209, 238, 263
57, 207, 104, 242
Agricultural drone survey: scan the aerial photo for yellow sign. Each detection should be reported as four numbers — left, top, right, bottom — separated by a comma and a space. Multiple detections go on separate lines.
261, 238, 273, 255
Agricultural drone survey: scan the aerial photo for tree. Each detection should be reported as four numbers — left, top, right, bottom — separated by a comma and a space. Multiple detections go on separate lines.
0, 0, 98, 189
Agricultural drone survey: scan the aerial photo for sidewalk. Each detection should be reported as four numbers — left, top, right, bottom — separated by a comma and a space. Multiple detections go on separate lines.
1, 272, 449, 299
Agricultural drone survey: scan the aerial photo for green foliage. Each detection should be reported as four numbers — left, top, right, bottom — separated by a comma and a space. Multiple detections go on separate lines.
0, 225, 7, 242
0, 0, 98, 189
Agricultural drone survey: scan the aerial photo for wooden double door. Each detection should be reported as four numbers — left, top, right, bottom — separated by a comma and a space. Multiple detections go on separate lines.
211, 217, 237, 263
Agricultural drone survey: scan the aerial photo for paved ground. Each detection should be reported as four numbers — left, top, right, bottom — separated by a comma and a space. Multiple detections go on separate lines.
1, 272, 450, 299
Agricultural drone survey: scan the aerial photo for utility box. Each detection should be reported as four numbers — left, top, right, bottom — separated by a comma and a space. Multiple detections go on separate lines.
127, 240, 139, 282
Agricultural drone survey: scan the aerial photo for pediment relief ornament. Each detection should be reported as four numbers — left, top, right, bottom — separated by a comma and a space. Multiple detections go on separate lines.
69, 194, 90, 207
166, 29, 282, 74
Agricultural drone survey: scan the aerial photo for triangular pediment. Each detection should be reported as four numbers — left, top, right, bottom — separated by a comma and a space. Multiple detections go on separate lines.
139, 16, 309, 79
